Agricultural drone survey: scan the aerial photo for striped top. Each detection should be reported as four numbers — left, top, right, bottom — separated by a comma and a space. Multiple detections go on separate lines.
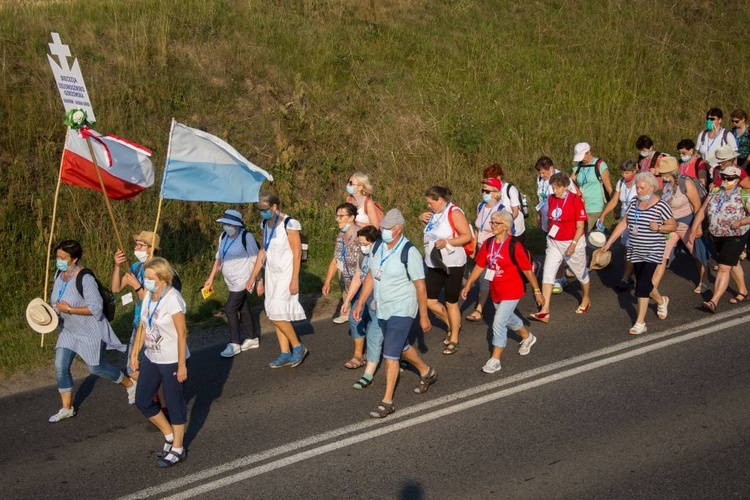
50, 269, 126, 366
624, 198, 673, 263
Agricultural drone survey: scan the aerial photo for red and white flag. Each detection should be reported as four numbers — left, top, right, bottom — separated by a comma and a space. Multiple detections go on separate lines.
61, 127, 154, 200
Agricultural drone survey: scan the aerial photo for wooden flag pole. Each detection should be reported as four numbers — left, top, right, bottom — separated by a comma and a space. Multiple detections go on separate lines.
41, 128, 69, 348
150, 196, 164, 259
84, 135, 125, 252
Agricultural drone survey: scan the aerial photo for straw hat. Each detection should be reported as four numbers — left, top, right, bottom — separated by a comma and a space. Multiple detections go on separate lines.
26, 298, 59, 334
588, 231, 606, 248
589, 248, 612, 271
133, 230, 161, 250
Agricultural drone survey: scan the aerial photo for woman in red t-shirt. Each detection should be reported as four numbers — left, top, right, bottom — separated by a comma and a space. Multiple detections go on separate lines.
531, 172, 591, 323
461, 211, 544, 374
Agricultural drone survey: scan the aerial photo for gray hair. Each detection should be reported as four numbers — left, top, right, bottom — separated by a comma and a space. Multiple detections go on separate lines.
635, 172, 659, 191
620, 158, 638, 172
490, 210, 514, 228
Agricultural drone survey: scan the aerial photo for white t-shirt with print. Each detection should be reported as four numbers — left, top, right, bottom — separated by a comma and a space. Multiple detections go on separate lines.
215, 230, 259, 292
141, 288, 190, 364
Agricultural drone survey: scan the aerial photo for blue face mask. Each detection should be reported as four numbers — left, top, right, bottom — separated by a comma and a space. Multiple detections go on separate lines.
706, 119, 714, 131
381, 229, 395, 243
56, 259, 69, 272
346, 185, 355, 195
144, 279, 158, 293
340, 223, 351, 233
482, 193, 493, 204
259, 209, 273, 220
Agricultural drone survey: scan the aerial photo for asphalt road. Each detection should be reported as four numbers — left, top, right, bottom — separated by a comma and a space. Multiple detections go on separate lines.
2, 252, 749, 499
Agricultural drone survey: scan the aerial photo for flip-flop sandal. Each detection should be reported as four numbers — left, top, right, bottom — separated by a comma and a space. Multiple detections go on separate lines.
344, 356, 366, 369
529, 312, 550, 323
729, 292, 749, 304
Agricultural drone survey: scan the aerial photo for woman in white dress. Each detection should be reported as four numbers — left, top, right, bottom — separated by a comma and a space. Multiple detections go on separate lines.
248, 194, 308, 368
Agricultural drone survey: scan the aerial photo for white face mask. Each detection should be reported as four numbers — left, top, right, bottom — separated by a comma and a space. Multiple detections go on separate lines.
639, 150, 651, 158
134, 250, 149, 263
360, 244, 372, 255
680, 155, 692, 163
223, 225, 237, 236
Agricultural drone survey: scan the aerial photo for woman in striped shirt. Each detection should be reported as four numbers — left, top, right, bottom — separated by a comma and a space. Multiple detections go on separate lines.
602, 173, 676, 335
49, 240, 135, 423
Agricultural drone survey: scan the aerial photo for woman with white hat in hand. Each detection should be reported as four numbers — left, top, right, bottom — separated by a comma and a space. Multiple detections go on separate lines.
45, 240, 135, 422
204, 209, 260, 358
601, 173, 676, 334
650, 157, 705, 296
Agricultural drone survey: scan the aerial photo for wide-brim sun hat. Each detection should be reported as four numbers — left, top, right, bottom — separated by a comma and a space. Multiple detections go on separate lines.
589, 248, 612, 271
26, 298, 59, 334
216, 209, 245, 227
588, 230, 607, 248
715, 144, 739, 163
132, 230, 160, 250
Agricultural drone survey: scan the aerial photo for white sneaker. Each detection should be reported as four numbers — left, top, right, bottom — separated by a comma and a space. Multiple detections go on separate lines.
49, 407, 76, 423
518, 333, 537, 356
240, 338, 260, 351
220, 343, 241, 358
332, 314, 349, 324
126, 380, 137, 405
481, 358, 502, 374
657, 296, 669, 320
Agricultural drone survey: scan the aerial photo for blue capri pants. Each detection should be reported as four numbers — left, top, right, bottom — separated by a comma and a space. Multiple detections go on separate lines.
491, 299, 523, 348
55, 343, 124, 393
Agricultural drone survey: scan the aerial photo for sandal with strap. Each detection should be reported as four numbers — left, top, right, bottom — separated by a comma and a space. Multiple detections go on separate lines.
443, 341, 460, 355
369, 401, 395, 419
155, 439, 173, 459
156, 449, 186, 468
465, 309, 482, 322
353, 375, 373, 390
702, 300, 717, 314
729, 292, 749, 304
414, 368, 438, 394
344, 356, 366, 369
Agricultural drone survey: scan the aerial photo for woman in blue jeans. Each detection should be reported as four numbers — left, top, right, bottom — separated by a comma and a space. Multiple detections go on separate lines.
49, 240, 135, 423
340, 225, 384, 389
460, 212, 544, 374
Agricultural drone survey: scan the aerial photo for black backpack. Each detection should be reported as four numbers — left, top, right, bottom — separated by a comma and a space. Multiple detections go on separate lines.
371, 239, 417, 281
482, 236, 531, 286
503, 182, 530, 218
574, 158, 610, 202
57, 268, 116, 321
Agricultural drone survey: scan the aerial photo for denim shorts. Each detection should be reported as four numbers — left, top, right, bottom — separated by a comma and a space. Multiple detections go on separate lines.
379, 316, 414, 361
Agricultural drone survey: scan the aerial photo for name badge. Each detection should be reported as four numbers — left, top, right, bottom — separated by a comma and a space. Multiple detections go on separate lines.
484, 269, 495, 280
535, 201, 544, 211
337, 260, 344, 273
629, 224, 639, 236
548, 224, 560, 238
121, 292, 133, 306
374, 268, 383, 281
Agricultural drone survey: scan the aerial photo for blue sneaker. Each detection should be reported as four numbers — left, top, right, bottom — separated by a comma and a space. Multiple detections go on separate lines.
269, 352, 292, 368
289, 344, 308, 368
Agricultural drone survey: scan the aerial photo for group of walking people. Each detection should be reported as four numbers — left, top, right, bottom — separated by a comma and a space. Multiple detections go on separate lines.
28, 106, 750, 466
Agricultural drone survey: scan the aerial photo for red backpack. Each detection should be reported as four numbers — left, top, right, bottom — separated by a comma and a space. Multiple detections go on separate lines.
447, 205, 476, 257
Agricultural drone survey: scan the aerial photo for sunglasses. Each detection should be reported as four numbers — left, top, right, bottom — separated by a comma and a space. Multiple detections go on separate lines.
732, 119, 742, 124
720, 175, 740, 181
347, 181, 358, 186
707, 117, 718, 121
481, 189, 497, 194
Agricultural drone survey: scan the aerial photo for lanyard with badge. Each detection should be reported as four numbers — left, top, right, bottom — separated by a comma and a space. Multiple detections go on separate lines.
484, 236, 508, 281
374, 237, 404, 281
536, 177, 550, 212
263, 214, 280, 251
220, 233, 238, 262
424, 205, 448, 241
630, 195, 652, 236
621, 180, 635, 216
56, 264, 79, 306
547, 194, 569, 238
145, 285, 170, 350
478, 202, 504, 232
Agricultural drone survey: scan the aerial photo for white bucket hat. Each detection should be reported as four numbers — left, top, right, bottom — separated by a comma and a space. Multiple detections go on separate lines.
588, 230, 607, 248
26, 298, 59, 334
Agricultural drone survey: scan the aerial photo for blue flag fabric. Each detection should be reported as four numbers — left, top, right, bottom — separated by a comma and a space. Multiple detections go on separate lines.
161, 121, 273, 202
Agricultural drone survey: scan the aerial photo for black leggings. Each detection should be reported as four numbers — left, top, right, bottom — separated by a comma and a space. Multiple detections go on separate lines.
226, 290, 258, 344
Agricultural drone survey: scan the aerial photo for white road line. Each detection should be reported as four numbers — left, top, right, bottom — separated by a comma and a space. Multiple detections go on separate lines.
121, 306, 750, 499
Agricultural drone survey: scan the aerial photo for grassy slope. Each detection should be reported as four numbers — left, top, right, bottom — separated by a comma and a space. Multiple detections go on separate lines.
1, 0, 748, 375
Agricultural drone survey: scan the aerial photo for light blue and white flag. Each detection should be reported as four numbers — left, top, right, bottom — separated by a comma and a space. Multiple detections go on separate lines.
161, 120, 273, 202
